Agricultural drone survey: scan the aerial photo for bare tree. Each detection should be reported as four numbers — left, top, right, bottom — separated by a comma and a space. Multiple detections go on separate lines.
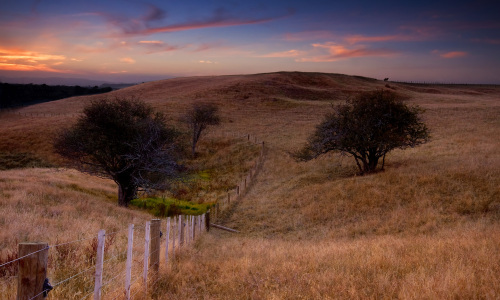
182, 102, 220, 157
54, 97, 182, 206
297, 90, 430, 174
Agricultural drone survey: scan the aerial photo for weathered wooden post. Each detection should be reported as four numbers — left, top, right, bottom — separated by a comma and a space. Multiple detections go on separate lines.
143, 222, 151, 292
94, 230, 106, 300
205, 211, 210, 232
165, 217, 170, 263
17, 242, 49, 300
172, 216, 176, 260
150, 219, 161, 274
125, 224, 134, 300
180, 215, 185, 246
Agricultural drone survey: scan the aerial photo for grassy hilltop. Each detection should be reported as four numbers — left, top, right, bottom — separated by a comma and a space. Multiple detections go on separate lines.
1, 72, 499, 298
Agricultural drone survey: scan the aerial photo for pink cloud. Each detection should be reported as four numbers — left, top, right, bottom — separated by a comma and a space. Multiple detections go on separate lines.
119, 57, 136, 64
260, 49, 305, 58
344, 34, 417, 44
433, 50, 468, 58
297, 42, 397, 62
139, 40, 164, 44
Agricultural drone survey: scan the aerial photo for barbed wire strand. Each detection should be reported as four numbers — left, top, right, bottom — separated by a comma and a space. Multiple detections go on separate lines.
0, 246, 49, 268
50, 235, 97, 249
51, 264, 96, 289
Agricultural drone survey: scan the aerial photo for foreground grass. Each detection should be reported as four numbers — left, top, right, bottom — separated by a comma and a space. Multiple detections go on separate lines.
156, 226, 500, 299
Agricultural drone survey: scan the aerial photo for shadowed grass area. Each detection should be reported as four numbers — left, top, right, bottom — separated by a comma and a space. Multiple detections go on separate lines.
130, 197, 213, 217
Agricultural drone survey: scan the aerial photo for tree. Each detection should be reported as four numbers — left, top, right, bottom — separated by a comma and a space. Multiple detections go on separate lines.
182, 102, 220, 157
298, 90, 430, 174
54, 98, 182, 207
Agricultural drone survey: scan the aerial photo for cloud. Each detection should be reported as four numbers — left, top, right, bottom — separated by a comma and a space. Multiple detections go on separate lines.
199, 60, 217, 64
97, 4, 289, 36
137, 41, 182, 54
344, 34, 414, 44
139, 40, 164, 44
432, 50, 468, 58
297, 42, 397, 62
120, 57, 136, 64
260, 49, 305, 58
0, 48, 69, 72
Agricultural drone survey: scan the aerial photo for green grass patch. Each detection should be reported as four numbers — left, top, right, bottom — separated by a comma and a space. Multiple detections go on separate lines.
130, 197, 213, 217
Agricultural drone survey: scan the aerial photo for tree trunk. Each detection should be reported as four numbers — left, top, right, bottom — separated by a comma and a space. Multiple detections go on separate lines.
118, 182, 137, 207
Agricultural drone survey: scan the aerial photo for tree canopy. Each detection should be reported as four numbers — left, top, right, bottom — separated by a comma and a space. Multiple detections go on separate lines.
54, 98, 182, 206
298, 90, 430, 174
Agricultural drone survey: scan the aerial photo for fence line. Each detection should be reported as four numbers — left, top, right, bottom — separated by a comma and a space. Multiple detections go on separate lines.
1, 131, 267, 299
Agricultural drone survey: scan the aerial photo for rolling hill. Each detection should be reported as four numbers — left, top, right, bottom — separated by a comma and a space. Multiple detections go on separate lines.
1, 72, 499, 299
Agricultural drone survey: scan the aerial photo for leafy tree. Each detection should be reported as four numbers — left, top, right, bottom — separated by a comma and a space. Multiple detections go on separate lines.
182, 102, 220, 157
298, 90, 430, 174
54, 98, 182, 207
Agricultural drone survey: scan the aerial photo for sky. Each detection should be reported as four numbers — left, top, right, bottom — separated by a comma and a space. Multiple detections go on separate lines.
0, 0, 499, 84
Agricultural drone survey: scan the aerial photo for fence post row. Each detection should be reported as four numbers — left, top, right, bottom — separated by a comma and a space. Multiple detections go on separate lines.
9, 132, 264, 298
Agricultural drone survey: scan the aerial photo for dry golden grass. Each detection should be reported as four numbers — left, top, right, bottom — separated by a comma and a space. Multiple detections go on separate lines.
1, 72, 499, 298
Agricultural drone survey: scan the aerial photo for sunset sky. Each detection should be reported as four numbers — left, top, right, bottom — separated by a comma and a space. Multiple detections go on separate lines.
1, 0, 499, 83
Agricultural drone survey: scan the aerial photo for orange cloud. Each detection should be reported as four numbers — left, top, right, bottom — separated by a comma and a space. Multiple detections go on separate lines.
0, 48, 68, 72
119, 57, 136, 64
344, 34, 411, 44
432, 50, 468, 58
440, 51, 468, 58
139, 40, 164, 44
297, 42, 397, 62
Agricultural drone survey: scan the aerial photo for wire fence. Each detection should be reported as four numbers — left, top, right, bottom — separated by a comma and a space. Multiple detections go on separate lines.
0, 132, 267, 299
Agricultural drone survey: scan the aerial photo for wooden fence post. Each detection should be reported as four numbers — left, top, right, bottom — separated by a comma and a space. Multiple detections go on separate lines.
205, 212, 210, 232
192, 216, 196, 241
179, 215, 184, 246
165, 217, 170, 263
143, 221, 151, 293
93, 229, 106, 300
17, 242, 48, 300
150, 219, 161, 274
125, 224, 134, 300
172, 216, 176, 260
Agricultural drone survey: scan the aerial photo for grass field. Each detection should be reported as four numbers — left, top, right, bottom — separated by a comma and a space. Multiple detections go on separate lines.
1, 72, 499, 299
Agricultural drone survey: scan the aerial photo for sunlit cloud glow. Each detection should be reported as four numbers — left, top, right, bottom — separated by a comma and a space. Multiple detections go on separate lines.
260, 49, 305, 58
432, 50, 468, 58
0, 48, 68, 72
120, 57, 136, 64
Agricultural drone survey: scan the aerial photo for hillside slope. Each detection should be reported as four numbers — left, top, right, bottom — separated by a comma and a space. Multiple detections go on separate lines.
1, 72, 499, 298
